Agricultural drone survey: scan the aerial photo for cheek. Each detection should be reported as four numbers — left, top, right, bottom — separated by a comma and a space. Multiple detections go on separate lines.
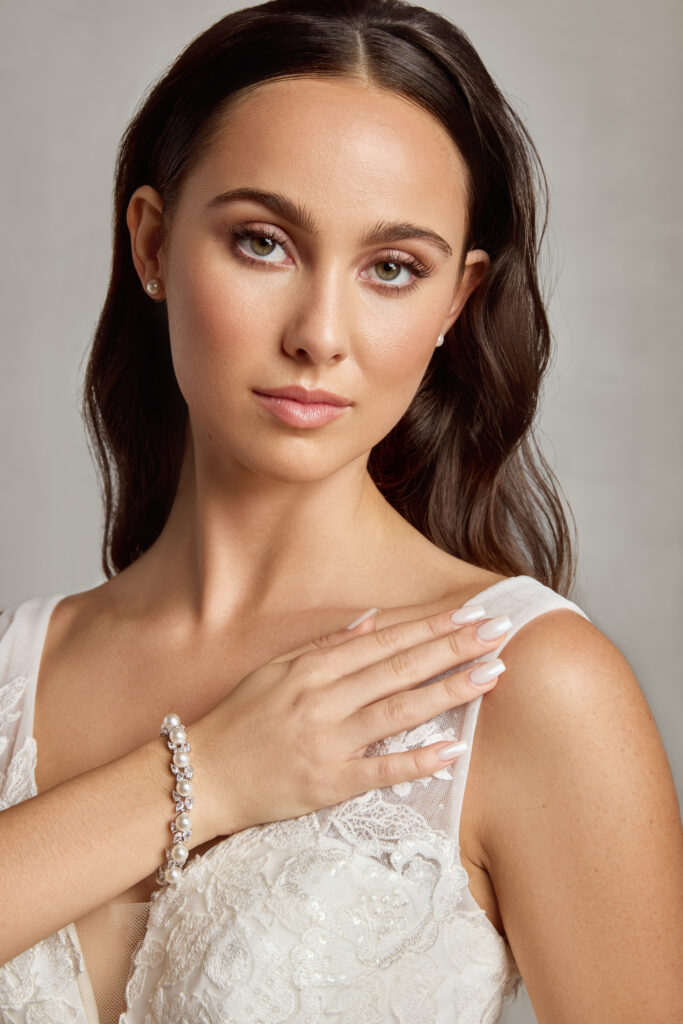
355, 286, 446, 401
361, 324, 436, 401
350, 327, 436, 451
163, 243, 272, 404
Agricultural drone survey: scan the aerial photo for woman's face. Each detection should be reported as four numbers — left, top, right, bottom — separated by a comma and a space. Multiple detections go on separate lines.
136, 75, 486, 483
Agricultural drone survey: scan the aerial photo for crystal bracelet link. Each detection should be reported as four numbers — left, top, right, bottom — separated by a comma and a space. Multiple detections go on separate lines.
156, 713, 194, 888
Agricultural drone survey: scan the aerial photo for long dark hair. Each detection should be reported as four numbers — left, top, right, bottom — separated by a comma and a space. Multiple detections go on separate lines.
83, 0, 577, 595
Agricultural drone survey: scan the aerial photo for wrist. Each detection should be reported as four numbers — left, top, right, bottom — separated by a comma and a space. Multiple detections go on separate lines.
142, 720, 217, 853
156, 715, 196, 886
181, 716, 224, 844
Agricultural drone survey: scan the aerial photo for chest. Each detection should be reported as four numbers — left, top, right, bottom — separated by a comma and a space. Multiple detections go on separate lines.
31, 611, 503, 928
2, 599, 516, 1022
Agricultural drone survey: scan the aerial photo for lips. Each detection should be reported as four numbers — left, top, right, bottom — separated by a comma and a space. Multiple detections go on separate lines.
253, 386, 351, 429
253, 385, 351, 407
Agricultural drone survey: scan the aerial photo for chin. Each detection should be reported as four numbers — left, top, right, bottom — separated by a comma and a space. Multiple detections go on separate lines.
199, 430, 367, 484
251, 443, 367, 484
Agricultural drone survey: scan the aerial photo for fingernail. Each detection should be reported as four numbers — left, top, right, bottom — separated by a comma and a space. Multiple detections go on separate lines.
476, 614, 512, 642
437, 739, 469, 760
469, 658, 506, 686
345, 607, 380, 630
450, 604, 486, 625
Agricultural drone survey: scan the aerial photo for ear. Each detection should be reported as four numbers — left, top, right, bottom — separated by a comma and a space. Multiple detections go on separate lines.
440, 248, 490, 336
126, 185, 166, 299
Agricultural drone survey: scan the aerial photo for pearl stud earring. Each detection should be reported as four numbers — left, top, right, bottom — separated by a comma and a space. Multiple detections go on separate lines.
435, 333, 445, 347
146, 278, 161, 296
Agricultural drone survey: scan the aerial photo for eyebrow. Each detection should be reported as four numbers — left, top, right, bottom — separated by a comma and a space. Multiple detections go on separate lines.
206, 187, 453, 258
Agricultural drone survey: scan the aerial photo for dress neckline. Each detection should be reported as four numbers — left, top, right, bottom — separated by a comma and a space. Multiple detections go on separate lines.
9, 574, 535, 1022
23, 574, 538, 768
18, 575, 537, 896
20, 573, 539, 898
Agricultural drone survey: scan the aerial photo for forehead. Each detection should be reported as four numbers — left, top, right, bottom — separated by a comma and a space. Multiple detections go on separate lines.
183, 75, 469, 242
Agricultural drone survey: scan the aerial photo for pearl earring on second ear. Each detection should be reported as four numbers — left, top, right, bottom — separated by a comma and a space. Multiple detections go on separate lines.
146, 278, 161, 296
435, 333, 445, 347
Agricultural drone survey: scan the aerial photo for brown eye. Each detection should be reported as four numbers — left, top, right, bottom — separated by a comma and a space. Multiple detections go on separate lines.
228, 225, 290, 265
249, 235, 278, 256
375, 260, 402, 282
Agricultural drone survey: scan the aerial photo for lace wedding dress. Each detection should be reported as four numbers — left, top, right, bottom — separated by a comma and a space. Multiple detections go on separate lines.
0, 575, 590, 1023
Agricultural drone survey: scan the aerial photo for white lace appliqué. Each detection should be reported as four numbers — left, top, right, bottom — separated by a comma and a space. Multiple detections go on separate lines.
0, 930, 83, 1022
0, 676, 38, 812
370, 720, 460, 797
123, 783, 520, 1024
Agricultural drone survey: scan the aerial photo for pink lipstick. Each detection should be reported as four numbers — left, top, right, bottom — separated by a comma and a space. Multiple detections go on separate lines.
253, 385, 351, 428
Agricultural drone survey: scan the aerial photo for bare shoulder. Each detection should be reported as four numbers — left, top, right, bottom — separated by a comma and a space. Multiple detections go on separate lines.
474, 608, 676, 859
468, 607, 683, 1021
476, 608, 666, 812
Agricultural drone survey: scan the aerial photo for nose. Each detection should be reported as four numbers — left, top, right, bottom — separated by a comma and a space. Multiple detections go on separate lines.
280, 267, 350, 365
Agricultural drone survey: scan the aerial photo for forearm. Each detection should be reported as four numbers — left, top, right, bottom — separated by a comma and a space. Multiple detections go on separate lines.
0, 730, 218, 965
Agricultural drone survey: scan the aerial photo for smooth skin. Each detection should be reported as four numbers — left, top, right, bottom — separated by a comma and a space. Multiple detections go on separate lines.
19, 74, 683, 1020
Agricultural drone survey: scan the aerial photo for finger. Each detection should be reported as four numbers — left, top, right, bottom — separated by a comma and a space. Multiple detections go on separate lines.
341, 738, 470, 797
327, 606, 509, 704
299, 603, 495, 686
269, 608, 379, 664
311, 607, 380, 648
333, 615, 509, 711
345, 657, 506, 748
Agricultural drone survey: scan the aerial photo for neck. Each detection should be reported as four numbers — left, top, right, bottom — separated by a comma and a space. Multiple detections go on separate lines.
128, 421, 406, 631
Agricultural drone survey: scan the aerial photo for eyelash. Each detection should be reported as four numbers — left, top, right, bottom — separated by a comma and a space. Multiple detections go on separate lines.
226, 223, 434, 296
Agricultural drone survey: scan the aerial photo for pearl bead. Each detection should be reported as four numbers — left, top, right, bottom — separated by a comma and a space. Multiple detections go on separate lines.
171, 842, 189, 864
176, 778, 193, 797
146, 278, 160, 295
164, 864, 182, 884
163, 713, 181, 731
173, 750, 190, 768
176, 812, 192, 831
169, 726, 186, 745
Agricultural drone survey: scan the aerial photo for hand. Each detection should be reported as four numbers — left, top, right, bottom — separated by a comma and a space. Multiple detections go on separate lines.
193, 605, 508, 836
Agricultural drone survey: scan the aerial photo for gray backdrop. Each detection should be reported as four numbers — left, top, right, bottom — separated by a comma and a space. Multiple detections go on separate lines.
1, 2, 681, 1020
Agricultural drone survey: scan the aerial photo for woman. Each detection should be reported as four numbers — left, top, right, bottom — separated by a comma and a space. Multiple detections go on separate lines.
0, 0, 681, 1021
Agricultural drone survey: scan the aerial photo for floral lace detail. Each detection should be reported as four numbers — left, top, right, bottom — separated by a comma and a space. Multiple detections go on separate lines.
0, 676, 38, 811
0, 669, 83, 1024
123, 786, 520, 1023
0, 930, 82, 1017
367, 721, 459, 797
0, 675, 26, 728
24, 999, 79, 1024
0, 735, 38, 812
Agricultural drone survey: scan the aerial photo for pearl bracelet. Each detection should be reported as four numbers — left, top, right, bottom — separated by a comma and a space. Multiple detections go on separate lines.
156, 713, 194, 888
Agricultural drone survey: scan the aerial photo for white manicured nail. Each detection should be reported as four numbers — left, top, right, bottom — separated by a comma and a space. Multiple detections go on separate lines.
469, 658, 506, 686
450, 604, 486, 625
345, 607, 380, 630
476, 615, 512, 642
437, 740, 469, 760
